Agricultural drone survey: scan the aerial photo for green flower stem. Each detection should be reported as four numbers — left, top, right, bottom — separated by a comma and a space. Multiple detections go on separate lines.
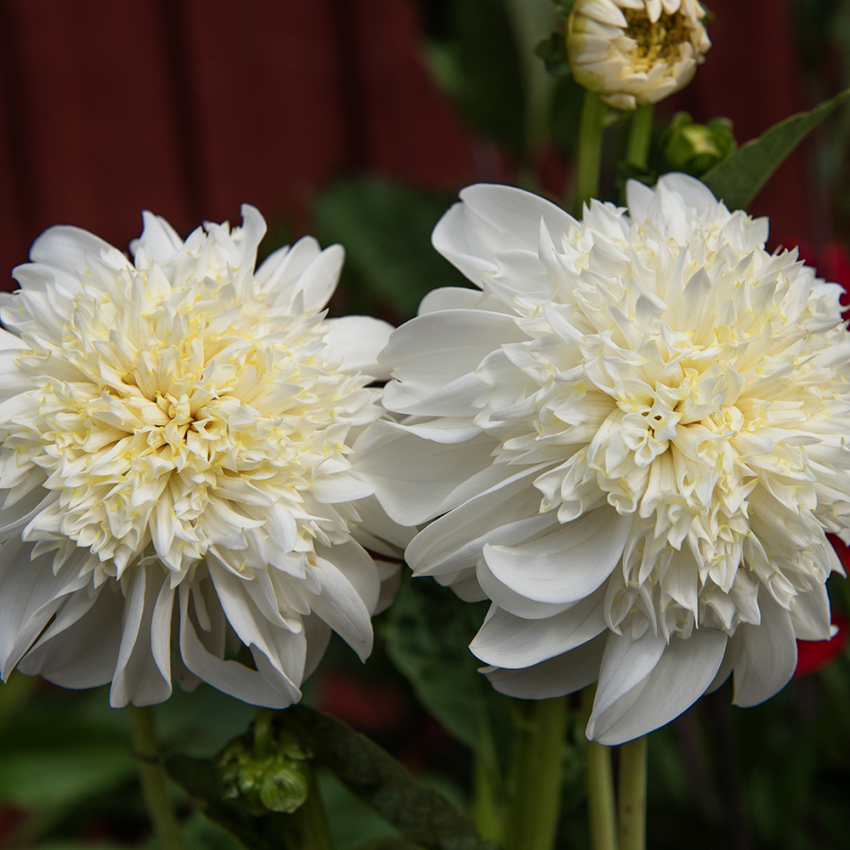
473, 705, 504, 845
587, 740, 618, 850
573, 91, 608, 216
626, 104, 654, 170
253, 706, 275, 759
618, 736, 648, 850
506, 697, 567, 850
583, 686, 617, 850
129, 705, 185, 850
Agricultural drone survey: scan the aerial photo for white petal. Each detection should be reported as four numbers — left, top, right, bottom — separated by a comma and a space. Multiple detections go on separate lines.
315, 540, 381, 615
29, 225, 121, 276
379, 308, 525, 397
484, 634, 606, 699
587, 628, 727, 745
110, 565, 173, 707
178, 584, 300, 708
732, 591, 797, 707
481, 507, 630, 604
789, 585, 832, 641
19, 585, 124, 688
590, 629, 667, 723
355, 422, 500, 526
407, 464, 557, 577
417, 286, 482, 315
323, 316, 394, 378
309, 558, 374, 660
471, 587, 607, 668
131, 211, 185, 266
295, 244, 345, 312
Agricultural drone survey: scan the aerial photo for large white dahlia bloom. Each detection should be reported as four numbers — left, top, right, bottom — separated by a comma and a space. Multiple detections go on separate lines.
567, 0, 711, 110
360, 175, 850, 745
0, 205, 408, 708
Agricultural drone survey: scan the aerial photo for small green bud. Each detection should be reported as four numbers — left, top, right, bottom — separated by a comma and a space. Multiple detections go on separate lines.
218, 729, 311, 815
660, 112, 736, 176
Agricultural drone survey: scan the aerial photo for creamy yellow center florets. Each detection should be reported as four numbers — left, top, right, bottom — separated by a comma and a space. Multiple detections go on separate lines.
623, 8, 692, 68
7, 261, 371, 587
473, 198, 849, 640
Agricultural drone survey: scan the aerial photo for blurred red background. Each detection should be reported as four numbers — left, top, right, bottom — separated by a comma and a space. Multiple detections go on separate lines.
0, 0, 827, 282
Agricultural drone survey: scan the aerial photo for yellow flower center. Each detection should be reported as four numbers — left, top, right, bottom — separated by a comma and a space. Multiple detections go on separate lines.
623, 8, 692, 68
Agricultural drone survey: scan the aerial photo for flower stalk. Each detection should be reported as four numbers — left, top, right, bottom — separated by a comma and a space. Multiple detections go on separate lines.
626, 104, 654, 170
129, 705, 184, 850
587, 739, 618, 850
618, 736, 648, 850
574, 91, 607, 215
506, 697, 567, 850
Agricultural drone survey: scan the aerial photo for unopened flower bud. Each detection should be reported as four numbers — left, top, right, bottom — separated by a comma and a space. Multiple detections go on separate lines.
567, 0, 711, 109
661, 112, 736, 175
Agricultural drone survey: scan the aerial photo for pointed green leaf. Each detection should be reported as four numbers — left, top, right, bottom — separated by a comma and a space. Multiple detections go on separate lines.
382, 577, 510, 755
284, 705, 490, 850
165, 754, 286, 850
313, 178, 469, 321
702, 89, 850, 210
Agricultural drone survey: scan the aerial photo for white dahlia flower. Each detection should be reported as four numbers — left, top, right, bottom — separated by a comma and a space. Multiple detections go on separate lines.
567, 0, 711, 110
360, 175, 849, 745
0, 205, 409, 708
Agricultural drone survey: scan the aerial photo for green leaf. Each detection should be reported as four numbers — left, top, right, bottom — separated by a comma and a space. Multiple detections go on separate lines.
415, 0, 526, 155
166, 754, 287, 850
284, 705, 488, 850
0, 744, 135, 809
313, 178, 469, 321
702, 89, 850, 210
551, 0, 578, 19
382, 578, 509, 755
534, 31, 571, 77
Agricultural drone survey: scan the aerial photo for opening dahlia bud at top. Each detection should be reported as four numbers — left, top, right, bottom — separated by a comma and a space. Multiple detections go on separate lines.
567, 0, 711, 110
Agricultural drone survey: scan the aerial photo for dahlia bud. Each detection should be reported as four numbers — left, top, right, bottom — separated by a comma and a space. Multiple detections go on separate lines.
661, 112, 736, 176
566, 0, 711, 110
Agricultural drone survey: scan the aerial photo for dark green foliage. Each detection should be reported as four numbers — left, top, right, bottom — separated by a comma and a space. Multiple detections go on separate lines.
534, 31, 571, 77
660, 113, 737, 177
414, 0, 526, 156
284, 705, 490, 850
702, 88, 850, 209
313, 178, 470, 322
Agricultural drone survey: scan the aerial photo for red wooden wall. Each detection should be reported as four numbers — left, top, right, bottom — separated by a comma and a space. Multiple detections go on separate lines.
0, 0, 819, 286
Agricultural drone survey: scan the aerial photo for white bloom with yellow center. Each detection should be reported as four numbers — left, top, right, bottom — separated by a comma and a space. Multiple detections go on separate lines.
567, 0, 711, 109
360, 175, 849, 744
0, 206, 408, 707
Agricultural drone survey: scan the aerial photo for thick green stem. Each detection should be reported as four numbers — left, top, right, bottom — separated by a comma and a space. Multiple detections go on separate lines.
573, 91, 608, 216
129, 705, 185, 850
472, 702, 504, 845
625, 104, 654, 170
587, 741, 618, 850
618, 736, 648, 850
583, 687, 618, 850
294, 767, 334, 850
506, 697, 567, 850
253, 706, 275, 759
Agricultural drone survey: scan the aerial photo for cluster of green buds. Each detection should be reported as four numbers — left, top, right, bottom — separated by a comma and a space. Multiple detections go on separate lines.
218, 725, 312, 816
660, 112, 736, 174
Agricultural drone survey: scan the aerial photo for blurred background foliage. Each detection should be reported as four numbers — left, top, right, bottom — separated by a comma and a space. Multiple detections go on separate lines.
2, 0, 850, 848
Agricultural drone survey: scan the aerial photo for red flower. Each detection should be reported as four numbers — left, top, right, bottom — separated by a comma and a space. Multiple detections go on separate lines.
795, 614, 847, 678
778, 237, 850, 294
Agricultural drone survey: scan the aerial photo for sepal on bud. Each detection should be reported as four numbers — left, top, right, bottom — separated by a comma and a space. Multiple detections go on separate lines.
661, 112, 736, 176
218, 726, 312, 815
